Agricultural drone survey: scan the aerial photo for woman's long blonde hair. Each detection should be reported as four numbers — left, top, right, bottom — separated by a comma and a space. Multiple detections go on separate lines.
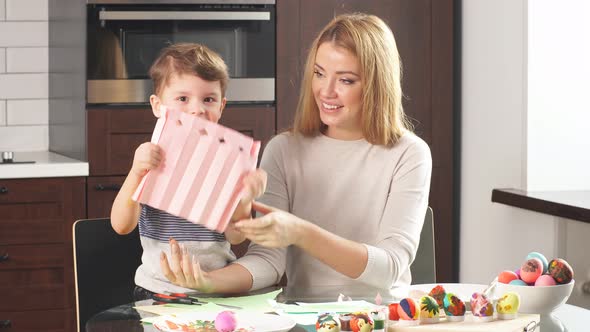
293, 13, 412, 146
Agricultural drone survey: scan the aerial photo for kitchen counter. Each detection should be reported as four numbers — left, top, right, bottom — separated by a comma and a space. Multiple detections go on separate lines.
491, 188, 590, 223
0, 151, 89, 179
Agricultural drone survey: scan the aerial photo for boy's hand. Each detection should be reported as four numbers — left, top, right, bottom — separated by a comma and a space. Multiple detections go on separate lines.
231, 169, 267, 222
131, 142, 162, 178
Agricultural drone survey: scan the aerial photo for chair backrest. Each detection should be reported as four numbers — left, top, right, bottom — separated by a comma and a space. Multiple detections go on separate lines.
411, 207, 436, 284
72, 218, 143, 332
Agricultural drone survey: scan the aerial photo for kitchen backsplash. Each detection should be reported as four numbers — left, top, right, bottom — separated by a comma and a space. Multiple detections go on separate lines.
0, 0, 49, 151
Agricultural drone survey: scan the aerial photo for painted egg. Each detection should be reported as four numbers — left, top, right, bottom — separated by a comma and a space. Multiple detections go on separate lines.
548, 258, 574, 284
316, 313, 341, 332
470, 292, 494, 320
498, 270, 519, 284
535, 274, 557, 286
443, 292, 466, 319
527, 252, 549, 274
509, 279, 528, 286
397, 298, 419, 321
339, 313, 353, 331
514, 268, 521, 278
496, 292, 520, 319
520, 258, 543, 284
428, 285, 446, 307
350, 312, 374, 332
388, 303, 400, 321
419, 296, 440, 323
214, 311, 237, 332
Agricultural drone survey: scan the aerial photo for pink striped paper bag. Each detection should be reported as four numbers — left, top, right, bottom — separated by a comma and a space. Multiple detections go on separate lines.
132, 106, 261, 232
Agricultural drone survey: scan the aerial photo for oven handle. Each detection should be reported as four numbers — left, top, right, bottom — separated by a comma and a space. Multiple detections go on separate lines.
99, 10, 270, 21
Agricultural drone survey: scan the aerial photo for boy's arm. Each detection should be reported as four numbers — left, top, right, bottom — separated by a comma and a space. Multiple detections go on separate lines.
111, 142, 162, 234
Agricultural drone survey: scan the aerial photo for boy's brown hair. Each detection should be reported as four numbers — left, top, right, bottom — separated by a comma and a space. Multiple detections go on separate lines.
149, 43, 229, 97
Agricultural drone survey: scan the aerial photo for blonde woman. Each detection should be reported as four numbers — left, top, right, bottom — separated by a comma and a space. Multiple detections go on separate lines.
161, 13, 432, 293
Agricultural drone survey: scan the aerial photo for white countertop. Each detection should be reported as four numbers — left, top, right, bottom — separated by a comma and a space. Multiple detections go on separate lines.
0, 151, 89, 179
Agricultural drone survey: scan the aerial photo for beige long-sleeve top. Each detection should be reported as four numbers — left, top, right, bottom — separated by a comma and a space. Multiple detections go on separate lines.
235, 131, 432, 290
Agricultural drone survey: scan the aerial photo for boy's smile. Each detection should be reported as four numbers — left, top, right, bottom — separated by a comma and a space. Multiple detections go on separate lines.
150, 73, 226, 123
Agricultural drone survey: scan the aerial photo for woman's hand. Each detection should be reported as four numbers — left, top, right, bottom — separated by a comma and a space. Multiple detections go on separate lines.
234, 201, 306, 248
131, 142, 162, 178
160, 238, 214, 293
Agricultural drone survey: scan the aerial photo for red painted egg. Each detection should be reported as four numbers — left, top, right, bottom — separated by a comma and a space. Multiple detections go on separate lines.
520, 258, 543, 284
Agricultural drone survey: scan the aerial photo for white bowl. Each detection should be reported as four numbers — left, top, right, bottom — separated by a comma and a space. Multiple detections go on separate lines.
493, 280, 574, 314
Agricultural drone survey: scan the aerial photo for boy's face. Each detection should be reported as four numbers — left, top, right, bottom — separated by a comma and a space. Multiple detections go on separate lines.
150, 73, 226, 123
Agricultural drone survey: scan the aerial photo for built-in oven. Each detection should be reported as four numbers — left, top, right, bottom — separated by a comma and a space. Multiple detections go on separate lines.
86, 0, 275, 105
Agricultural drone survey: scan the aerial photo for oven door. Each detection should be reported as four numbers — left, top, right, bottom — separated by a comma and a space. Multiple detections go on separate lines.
87, 2, 275, 104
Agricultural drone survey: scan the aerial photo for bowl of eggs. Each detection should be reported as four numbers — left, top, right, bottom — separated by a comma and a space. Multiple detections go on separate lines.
493, 252, 574, 315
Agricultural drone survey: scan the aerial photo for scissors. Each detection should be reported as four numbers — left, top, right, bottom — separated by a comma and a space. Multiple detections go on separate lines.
152, 293, 203, 305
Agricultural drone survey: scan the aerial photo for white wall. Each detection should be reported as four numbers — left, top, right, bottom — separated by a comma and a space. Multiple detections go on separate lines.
0, 0, 49, 151
461, 0, 590, 308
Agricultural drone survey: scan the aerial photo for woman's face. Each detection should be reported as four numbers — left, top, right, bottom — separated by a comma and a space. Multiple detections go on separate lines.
312, 42, 363, 140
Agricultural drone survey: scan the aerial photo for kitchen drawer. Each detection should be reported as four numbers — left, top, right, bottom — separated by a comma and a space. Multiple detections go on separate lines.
0, 178, 86, 245
86, 176, 125, 219
0, 308, 75, 331
0, 244, 71, 270
87, 106, 276, 176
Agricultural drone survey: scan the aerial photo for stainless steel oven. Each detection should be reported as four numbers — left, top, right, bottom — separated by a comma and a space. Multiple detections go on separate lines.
86, 0, 275, 105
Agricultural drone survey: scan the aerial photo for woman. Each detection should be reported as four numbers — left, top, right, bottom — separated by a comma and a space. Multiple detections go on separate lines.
160, 13, 432, 293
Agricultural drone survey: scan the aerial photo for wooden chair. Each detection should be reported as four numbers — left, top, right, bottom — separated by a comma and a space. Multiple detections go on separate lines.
411, 207, 437, 284
72, 218, 142, 332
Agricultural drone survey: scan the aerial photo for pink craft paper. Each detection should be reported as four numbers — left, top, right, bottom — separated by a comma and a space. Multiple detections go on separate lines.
132, 106, 260, 232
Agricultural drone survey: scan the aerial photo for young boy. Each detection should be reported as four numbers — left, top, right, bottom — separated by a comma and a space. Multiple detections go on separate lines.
110, 43, 265, 299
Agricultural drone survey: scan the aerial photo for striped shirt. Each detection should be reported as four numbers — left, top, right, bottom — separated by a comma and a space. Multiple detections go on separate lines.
135, 204, 235, 294
139, 204, 226, 242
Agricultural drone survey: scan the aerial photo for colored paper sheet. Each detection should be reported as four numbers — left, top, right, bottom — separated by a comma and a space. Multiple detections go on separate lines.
132, 106, 260, 232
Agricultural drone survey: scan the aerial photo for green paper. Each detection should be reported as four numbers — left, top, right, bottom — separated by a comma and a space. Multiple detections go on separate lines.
194, 289, 282, 312
276, 300, 377, 314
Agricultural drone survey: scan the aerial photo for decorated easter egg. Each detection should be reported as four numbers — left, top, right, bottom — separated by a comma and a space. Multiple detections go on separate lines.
388, 303, 400, 321
316, 313, 341, 332
339, 313, 353, 332
548, 258, 574, 284
214, 311, 237, 332
397, 298, 419, 321
498, 270, 519, 284
350, 312, 373, 332
527, 252, 549, 274
514, 268, 521, 278
509, 279, 528, 286
470, 292, 494, 321
496, 292, 520, 320
419, 296, 440, 323
443, 292, 466, 322
520, 258, 543, 284
535, 274, 557, 286
428, 285, 446, 307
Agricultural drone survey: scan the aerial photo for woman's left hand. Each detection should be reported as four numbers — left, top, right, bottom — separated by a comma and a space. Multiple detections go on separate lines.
160, 238, 214, 293
234, 201, 306, 248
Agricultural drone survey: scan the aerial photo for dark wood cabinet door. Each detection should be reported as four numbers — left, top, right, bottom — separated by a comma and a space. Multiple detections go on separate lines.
0, 178, 85, 332
87, 108, 156, 176
276, 0, 456, 281
88, 106, 276, 176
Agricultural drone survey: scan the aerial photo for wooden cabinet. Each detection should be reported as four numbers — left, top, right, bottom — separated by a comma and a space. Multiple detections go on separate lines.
0, 178, 85, 332
277, 0, 457, 281
86, 105, 276, 217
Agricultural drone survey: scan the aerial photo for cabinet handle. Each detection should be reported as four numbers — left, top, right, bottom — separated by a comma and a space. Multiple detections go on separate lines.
0, 186, 7, 194
583, 281, 590, 295
95, 184, 122, 191
0, 320, 11, 328
0, 253, 8, 262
